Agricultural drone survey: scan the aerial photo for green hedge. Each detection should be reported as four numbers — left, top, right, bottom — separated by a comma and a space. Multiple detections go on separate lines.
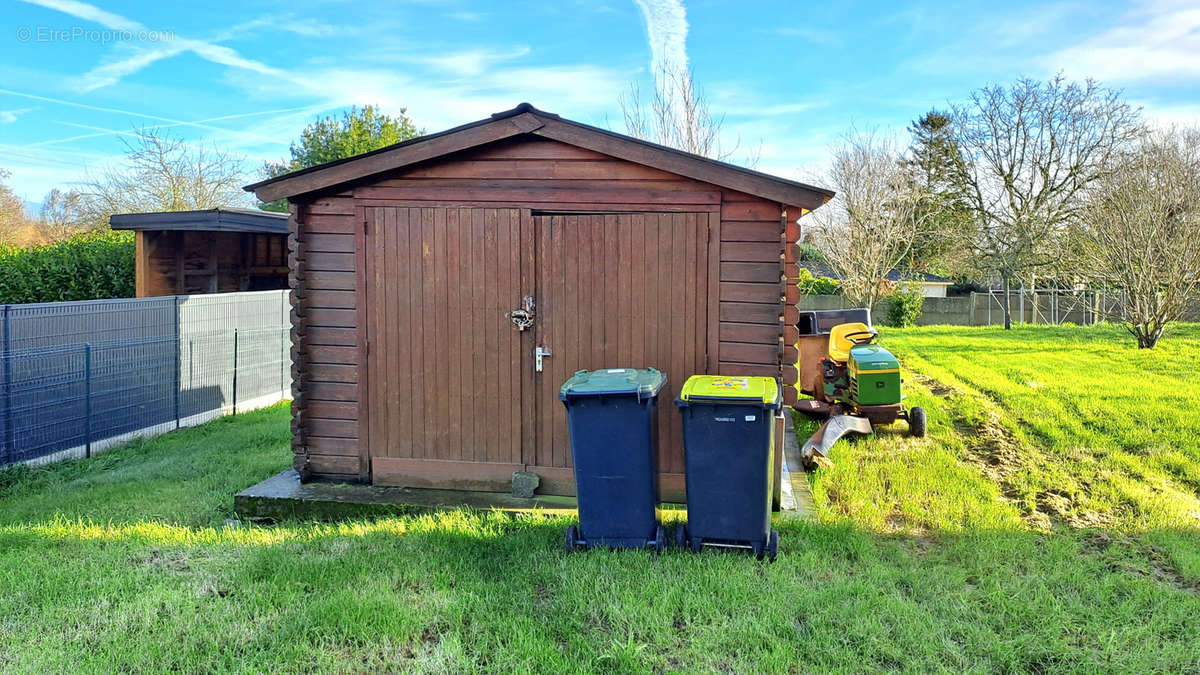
0, 230, 135, 304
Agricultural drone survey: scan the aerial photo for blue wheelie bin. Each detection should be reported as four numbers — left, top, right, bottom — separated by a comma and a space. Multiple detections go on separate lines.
675, 375, 782, 561
559, 368, 668, 552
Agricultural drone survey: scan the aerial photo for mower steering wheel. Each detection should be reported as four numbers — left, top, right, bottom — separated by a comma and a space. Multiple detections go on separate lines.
843, 329, 878, 346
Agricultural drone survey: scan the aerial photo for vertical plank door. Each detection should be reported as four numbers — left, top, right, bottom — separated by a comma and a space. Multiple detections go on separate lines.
364, 206, 533, 490
530, 212, 710, 499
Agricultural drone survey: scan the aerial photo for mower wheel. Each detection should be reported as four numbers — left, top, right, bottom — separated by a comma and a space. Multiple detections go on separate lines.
908, 406, 927, 438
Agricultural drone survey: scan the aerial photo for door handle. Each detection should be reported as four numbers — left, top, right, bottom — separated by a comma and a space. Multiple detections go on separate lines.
535, 346, 551, 373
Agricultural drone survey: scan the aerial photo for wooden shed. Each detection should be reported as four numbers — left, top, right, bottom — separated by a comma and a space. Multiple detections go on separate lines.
110, 208, 290, 297
244, 104, 832, 500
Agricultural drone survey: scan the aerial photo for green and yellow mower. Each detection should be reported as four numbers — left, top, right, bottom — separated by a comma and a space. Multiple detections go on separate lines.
793, 309, 925, 467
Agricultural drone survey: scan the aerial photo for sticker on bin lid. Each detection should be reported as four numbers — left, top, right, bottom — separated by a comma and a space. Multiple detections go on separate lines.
678, 374, 781, 405
711, 377, 750, 390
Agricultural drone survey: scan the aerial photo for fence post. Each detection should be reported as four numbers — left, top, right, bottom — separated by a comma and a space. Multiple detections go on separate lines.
2, 305, 10, 465
173, 295, 180, 429
280, 292, 287, 400
232, 327, 238, 416
84, 342, 92, 459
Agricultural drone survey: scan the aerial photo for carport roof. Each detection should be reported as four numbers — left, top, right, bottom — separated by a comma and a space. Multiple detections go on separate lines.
109, 208, 289, 234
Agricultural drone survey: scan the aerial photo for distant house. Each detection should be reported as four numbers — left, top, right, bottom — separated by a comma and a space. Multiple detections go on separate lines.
799, 262, 953, 298
110, 208, 289, 297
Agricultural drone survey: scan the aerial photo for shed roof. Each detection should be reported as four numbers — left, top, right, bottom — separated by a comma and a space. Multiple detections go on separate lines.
109, 208, 289, 234
244, 103, 836, 210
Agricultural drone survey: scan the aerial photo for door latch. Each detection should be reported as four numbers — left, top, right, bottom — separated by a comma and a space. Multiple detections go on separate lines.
535, 346, 552, 373
507, 296, 535, 331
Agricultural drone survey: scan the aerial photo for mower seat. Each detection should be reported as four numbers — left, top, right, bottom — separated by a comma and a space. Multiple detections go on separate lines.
828, 322, 871, 363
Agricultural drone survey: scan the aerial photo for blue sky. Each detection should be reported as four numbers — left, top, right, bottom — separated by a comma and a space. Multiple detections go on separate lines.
2, 0, 1198, 205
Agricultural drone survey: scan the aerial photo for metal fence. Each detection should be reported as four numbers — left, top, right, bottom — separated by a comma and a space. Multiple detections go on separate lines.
0, 290, 291, 467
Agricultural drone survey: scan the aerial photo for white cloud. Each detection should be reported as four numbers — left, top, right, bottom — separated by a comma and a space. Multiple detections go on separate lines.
0, 108, 35, 123
1133, 100, 1200, 129
19, 0, 141, 30
420, 47, 533, 77
1045, 1, 1200, 83
22, 0, 295, 92
632, 0, 689, 75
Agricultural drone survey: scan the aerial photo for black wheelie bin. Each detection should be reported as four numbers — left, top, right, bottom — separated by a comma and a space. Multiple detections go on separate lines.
559, 368, 668, 552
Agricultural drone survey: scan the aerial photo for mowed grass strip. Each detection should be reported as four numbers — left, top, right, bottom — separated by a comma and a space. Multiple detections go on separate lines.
1, 324, 1199, 673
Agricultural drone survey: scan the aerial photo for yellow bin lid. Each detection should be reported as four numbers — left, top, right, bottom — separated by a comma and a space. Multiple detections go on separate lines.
678, 375, 780, 404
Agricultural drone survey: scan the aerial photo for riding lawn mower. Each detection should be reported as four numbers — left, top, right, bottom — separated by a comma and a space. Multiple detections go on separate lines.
793, 309, 925, 468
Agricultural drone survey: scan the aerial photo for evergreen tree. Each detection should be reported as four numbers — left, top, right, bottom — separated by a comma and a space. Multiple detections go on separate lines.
903, 110, 976, 276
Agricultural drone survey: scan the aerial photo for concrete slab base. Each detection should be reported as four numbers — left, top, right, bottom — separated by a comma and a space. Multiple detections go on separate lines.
235, 414, 816, 522
780, 408, 816, 519
234, 470, 581, 521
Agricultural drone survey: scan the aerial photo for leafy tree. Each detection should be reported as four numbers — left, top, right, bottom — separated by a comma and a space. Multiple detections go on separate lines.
260, 105, 422, 212
903, 110, 976, 275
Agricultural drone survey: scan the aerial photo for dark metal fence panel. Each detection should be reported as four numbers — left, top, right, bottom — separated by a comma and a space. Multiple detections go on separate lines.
0, 290, 291, 467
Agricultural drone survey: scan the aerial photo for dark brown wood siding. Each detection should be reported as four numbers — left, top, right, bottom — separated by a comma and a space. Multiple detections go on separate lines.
290, 136, 800, 493
290, 194, 364, 480
530, 212, 709, 498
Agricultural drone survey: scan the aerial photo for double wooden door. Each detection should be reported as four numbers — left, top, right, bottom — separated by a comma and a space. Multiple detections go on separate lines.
363, 206, 710, 495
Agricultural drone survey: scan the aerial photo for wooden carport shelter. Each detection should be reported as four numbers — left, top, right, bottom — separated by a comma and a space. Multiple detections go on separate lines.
245, 103, 833, 500
110, 208, 290, 297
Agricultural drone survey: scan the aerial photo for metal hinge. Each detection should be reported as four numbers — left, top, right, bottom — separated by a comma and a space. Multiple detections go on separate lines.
363, 219, 369, 235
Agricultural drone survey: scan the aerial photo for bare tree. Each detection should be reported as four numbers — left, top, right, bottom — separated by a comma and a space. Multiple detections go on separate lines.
808, 132, 927, 310
951, 75, 1141, 328
1081, 127, 1200, 348
0, 168, 37, 246
620, 64, 754, 164
39, 188, 89, 241
78, 128, 250, 226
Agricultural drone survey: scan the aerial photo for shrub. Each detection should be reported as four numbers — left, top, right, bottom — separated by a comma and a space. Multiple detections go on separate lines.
798, 268, 840, 295
798, 243, 827, 262
886, 281, 924, 327
0, 229, 134, 304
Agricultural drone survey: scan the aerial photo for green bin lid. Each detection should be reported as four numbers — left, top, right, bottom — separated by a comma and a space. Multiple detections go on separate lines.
559, 367, 666, 400
678, 375, 780, 404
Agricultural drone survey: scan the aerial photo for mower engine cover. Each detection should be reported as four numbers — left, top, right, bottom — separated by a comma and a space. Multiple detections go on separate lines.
848, 345, 902, 406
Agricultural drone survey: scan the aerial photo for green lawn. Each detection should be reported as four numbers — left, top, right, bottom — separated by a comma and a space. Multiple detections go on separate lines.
2, 324, 1199, 673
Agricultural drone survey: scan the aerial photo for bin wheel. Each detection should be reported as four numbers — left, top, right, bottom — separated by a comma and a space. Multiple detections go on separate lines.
766, 530, 780, 562
676, 524, 688, 551
653, 525, 666, 554
690, 536, 703, 554
753, 541, 766, 561
565, 525, 579, 553
908, 406, 927, 438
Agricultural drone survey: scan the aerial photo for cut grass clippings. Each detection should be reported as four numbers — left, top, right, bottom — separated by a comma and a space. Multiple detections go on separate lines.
2, 323, 1200, 672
